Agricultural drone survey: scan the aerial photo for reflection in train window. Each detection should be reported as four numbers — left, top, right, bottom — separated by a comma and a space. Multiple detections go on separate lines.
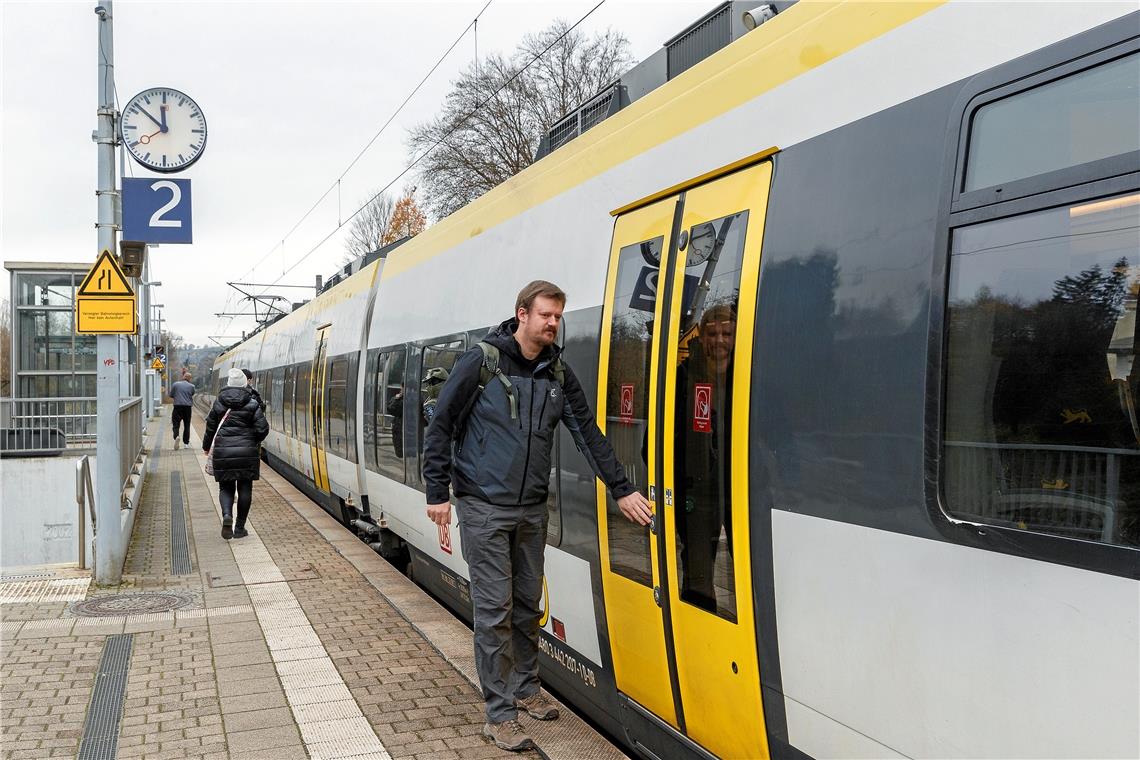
326, 357, 350, 459
603, 236, 662, 588
375, 348, 408, 483
944, 192, 1140, 547
419, 340, 465, 470
965, 53, 1139, 192
674, 211, 748, 622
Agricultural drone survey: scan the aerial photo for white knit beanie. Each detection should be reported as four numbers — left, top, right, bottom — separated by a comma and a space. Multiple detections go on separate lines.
226, 368, 246, 388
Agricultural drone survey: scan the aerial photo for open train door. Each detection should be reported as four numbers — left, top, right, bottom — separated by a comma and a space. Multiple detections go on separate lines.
597, 154, 773, 758
310, 324, 332, 492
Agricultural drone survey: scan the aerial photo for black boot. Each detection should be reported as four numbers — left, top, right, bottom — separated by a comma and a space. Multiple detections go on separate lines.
233, 524, 248, 539
221, 518, 233, 540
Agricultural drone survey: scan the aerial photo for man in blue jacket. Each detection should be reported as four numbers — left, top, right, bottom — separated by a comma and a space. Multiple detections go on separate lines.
424, 280, 651, 751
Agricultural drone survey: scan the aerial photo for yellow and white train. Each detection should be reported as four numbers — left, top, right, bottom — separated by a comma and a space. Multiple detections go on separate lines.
206, 2, 1140, 757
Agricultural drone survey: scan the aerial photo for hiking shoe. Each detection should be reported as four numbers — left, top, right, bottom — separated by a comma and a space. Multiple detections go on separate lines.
482, 719, 533, 751
516, 692, 559, 720
221, 519, 233, 540
233, 525, 248, 539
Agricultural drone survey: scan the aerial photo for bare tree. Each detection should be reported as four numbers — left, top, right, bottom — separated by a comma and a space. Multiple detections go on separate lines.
409, 20, 632, 220
341, 191, 395, 265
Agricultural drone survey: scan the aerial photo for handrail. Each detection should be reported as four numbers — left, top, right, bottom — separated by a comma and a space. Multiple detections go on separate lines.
75, 455, 96, 570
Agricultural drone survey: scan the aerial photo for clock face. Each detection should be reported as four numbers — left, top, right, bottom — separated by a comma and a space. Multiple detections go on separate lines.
120, 88, 206, 173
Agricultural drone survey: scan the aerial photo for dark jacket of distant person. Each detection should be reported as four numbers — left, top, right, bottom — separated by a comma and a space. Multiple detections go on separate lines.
202, 387, 269, 481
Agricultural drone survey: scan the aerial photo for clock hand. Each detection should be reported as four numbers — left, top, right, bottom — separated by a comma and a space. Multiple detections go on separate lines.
138, 128, 162, 145
159, 104, 168, 133
136, 106, 164, 130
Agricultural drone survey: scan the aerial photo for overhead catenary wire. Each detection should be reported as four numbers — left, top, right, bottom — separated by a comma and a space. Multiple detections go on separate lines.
256, 0, 609, 296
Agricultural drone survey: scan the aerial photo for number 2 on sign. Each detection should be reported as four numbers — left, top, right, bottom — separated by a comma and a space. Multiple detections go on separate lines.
149, 181, 183, 228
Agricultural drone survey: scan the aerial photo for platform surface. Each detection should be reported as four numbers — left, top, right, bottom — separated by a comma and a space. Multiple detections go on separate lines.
0, 409, 627, 760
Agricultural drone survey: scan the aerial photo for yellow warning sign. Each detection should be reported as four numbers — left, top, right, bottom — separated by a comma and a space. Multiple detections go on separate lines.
151, 358, 165, 370
76, 297, 137, 334
78, 250, 135, 297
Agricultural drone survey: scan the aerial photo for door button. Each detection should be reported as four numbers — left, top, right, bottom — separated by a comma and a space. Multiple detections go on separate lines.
664, 488, 673, 506
649, 514, 657, 535
653, 586, 662, 607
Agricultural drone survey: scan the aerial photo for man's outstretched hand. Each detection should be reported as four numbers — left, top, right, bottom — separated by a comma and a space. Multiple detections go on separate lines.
616, 491, 652, 526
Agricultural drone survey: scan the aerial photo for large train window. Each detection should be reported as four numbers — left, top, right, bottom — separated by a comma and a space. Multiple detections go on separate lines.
372, 348, 408, 482
282, 365, 296, 438
964, 52, 1138, 192
294, 361, 311, 445
419, 339, 465, 469
944, 194, 1140, 547
602, 236, 662, 587
271, 368, 285, 431
326, 357, 350, 460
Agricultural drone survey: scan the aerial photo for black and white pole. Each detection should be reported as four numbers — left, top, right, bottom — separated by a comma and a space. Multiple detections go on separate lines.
94, 0, 125, 585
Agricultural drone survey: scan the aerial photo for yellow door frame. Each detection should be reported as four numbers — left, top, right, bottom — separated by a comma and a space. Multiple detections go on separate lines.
659, 162, 771, 759
310, 325, 331, 492
596, 197, 679, 727
599, 159, 773, 758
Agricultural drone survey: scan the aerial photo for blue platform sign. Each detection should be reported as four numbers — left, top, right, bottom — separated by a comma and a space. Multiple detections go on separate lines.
122, 177, 193, 243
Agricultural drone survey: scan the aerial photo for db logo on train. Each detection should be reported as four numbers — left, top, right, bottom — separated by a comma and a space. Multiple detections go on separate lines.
693, 383, 712, 433
438, 523, 452, 555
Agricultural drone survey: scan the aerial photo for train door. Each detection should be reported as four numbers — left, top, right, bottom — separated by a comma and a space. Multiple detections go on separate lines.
597, 160, 772, 758
310, 325, 332, 491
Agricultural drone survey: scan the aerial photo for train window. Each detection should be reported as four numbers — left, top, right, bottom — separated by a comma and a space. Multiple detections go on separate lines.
282, 365, 295, 438
419, 340, 465, 467
965, 52, 1139, 192
363, 350, 379, 472
673, 212, 748, 622
271, 368, 285, 431
326, 357, 349, 459
602, 236, 662, 588
346, 353, 358, 464
375, 348, 408, 482
295, 361, 311, 445
944, 192, 1140, 548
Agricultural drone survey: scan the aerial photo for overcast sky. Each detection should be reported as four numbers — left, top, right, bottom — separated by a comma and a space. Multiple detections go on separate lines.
1, 0, 714, 347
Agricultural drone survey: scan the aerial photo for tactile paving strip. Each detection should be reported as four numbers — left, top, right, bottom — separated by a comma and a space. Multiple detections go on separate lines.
229, 528, 391, 759
170, 472, 192, 575
76, 633, 133, 760
0, 577, 91, 604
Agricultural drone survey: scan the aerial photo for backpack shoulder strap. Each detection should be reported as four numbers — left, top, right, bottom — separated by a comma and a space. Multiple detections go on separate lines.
550, 355, 565, 387
478, 342, 517, 420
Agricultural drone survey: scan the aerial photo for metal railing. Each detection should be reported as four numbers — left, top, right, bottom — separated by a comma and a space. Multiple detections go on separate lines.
1, 397, 98, 442
118, 397, 143, 496
945, 440, 1139, 543
76, 455, 96, 569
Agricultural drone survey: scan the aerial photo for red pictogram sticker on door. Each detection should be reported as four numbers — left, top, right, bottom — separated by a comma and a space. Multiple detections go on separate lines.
693, 383, 712, 433
620, 384, 634, 423
438, 523, 453, 554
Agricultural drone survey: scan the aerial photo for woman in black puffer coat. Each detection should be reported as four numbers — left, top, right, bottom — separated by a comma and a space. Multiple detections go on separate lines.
203, 368, 269, 540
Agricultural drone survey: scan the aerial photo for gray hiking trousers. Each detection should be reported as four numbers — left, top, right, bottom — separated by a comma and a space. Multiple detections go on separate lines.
457, 496, 547, 723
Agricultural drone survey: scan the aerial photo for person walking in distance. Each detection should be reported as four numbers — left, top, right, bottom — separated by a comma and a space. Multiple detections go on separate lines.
168, 371, 196, 450
423, 280, 652, 751
203, 368, 268, 540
